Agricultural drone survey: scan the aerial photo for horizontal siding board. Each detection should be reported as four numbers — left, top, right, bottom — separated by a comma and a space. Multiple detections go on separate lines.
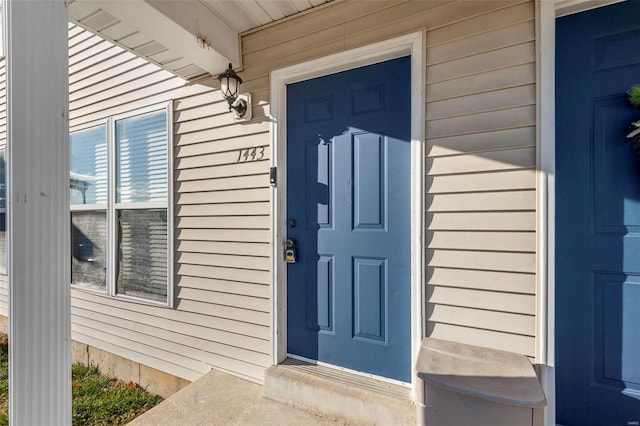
426, 147, 535, 175
176, 241, 270, 257
426, 1, 533, 47
428, 267, 534, 294
176, 215, 270, 229
177, 252, 270, 271
72, 294, 269, 353
175, 175, 267, 193
176, 133, 269, 157
176, 188, 270, 204
176, 148, 270, 169
70, 52, 140, 84
426, 20, 534, 66
73, 306, 271, 366
176, 203, 270, 218
427, 169, 535, 193
241, 1, 399, 54
70, 70, 176, 111
344, 1, 519, 50
176, 264, 270, 285
69, 46, 124, 76
176, 287, 268, 312
427, 231, 535, 252
429, 211, 535, 231
175, 121, 270, 145
177, 276, 269, 299
427, 249, 535, 273
426, 106, 536, 139
427, 285, 535, 315
427, 322, 535, 357
426, 84, 535, 121
70, 56, 150, 93
175, 299, 270, 326
427, 303, 534, 336
176, 161, 270, 181
72, 290, 269, 340
427, 190, 535, 212
426, 42, 535, 84
70, 62, 161, 102
426, 63, 535, 103
427, 127, 535, 157
243, 25, 346, 67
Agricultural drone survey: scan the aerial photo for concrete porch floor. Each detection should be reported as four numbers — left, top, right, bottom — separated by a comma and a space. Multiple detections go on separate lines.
128, 369, 340, 426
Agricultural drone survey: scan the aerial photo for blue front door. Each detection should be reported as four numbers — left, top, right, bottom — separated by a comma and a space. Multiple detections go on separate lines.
556, 2, 640, 424
286, 57, 411, 382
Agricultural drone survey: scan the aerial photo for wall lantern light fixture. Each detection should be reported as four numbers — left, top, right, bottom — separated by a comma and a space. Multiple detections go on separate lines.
218, 63, 252, 120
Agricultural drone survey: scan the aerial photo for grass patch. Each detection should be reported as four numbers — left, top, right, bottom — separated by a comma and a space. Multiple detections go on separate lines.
0, 333, 163, 425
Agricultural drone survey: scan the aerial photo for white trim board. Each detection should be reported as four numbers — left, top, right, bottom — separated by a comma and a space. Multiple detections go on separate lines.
269, 31, 425, 401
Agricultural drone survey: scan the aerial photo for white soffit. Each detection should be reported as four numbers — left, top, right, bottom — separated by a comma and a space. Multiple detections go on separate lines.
67, 0, 332, 82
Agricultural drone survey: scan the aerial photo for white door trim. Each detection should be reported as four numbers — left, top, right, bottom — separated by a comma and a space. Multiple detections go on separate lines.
269, 31, 425, 399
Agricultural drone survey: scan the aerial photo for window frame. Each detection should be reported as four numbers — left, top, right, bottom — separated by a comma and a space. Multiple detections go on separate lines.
69, 102, 174, 307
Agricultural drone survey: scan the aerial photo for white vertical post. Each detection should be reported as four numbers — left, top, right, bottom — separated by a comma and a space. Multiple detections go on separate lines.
3, 0, 71, 424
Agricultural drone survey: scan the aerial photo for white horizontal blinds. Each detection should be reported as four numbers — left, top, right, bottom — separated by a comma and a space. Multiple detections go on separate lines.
70, 125, 107, 205
70, 125, 108, 290
116, 111, 168, 204
0, 149, 5, 273
71, 211, 107, 290
115, 109, 168, 301
117, 209, 167, 302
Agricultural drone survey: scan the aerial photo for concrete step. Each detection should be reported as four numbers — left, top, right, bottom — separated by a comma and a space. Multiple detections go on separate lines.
264, 358, 416, 425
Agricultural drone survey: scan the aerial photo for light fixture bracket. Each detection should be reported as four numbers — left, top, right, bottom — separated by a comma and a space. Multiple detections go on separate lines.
230, 93, 252, 121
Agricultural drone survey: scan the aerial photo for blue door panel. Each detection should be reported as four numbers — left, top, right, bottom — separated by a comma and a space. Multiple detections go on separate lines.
287, 57, 411, 382
557, 2, 640, 424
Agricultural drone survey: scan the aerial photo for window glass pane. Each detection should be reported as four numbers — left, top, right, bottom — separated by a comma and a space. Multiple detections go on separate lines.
0, 149, 6, 273
70, 125, 107, 205
116, 111, 167, 203
117, 209, 167, 302
71, 211, 107, 291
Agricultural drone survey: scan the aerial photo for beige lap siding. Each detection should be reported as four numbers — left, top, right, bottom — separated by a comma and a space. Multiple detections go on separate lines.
0, 0, 537, 384
61, 21, 270, 383
242, 0, 537, 358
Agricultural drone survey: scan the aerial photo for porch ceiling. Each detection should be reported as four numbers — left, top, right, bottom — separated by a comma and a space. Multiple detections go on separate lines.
67, 0, 332, 82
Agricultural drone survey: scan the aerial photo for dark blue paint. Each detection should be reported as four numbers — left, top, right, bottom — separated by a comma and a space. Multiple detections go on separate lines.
286, 57, 411, 382
557, 2, 640, 424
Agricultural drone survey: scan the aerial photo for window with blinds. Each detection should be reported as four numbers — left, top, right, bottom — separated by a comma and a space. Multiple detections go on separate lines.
69, 105, 171, 305
70, 125, 107, 290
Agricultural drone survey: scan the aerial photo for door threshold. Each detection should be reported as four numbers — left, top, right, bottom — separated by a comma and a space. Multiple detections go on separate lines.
281, 356, 412, 399
264, 357, 416, 425
279, 353, 411, 389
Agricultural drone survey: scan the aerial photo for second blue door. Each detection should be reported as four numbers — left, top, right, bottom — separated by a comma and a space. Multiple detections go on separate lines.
286, 57, 411, 382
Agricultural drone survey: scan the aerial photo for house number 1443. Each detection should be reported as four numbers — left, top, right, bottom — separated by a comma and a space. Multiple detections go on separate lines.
237, 146, 265, 163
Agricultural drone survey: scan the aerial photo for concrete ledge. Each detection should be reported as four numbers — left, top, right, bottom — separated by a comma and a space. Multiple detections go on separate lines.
264, 362, 416, 425
79, 345, 191, 398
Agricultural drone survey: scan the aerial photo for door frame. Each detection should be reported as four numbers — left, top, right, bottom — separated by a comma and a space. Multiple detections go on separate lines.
269, 31, 425, 395
538, 1, 628, 425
